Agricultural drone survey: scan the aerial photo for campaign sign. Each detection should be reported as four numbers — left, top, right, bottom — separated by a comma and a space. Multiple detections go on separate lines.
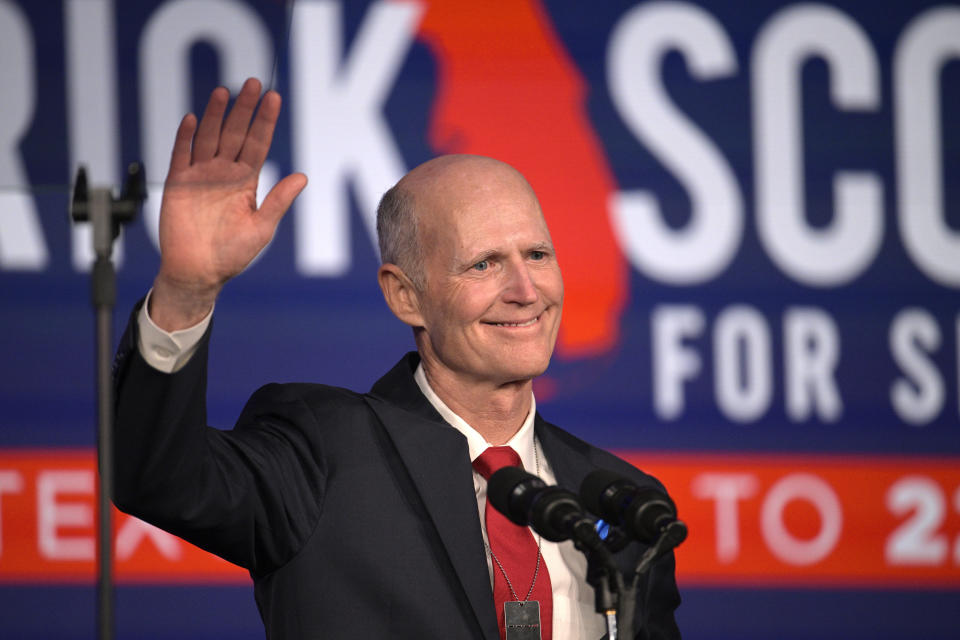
1, 1, 958, 638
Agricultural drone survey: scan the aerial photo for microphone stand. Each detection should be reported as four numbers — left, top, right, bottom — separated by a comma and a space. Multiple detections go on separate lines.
70, 163, 146, 640
585, 519, 687, 639
584, 548, 624, 640
486, 468, 687, 638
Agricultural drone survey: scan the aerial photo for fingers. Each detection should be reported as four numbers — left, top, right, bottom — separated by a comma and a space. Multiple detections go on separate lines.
192, 86, 229, 163
169, 113, 197, 174
238, 90, 282, 171
258, 172, 308, 230
175, 78, 281, 175
217, 78, 262, 160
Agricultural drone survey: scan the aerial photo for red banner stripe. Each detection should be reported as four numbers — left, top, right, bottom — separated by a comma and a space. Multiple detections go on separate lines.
0, 450, 246, 584
619, 451, 960, 588
2, 449, 959, 587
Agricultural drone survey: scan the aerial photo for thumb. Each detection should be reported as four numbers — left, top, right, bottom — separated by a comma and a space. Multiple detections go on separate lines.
258, 172, 308, 231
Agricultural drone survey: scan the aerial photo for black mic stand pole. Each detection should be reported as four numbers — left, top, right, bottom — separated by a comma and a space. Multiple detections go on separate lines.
584, 519, 687, 639
70, 164, 146, 640
585, 551, 624, 640
573, 525, 626, 640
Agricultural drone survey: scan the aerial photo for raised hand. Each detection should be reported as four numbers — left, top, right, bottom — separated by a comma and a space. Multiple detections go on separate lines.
150, 78, 307, 331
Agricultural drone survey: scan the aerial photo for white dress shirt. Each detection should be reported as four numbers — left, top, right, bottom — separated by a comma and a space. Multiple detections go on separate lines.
413, 365, 604, 639
137, 290, 212, 374
136, 296, 604, 639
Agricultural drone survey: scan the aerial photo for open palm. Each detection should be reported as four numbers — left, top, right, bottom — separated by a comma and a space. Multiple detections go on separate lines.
152, 78, 306, 329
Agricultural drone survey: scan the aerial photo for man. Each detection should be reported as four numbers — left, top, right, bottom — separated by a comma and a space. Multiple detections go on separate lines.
113, 78, 680, 638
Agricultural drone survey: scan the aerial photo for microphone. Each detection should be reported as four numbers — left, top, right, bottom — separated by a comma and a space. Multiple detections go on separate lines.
580, 469, 687, 547
487, 467, 604, 550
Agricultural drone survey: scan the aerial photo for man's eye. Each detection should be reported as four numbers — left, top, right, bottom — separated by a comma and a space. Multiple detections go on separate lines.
530, 251, 545, 260
473, 260, 489, 271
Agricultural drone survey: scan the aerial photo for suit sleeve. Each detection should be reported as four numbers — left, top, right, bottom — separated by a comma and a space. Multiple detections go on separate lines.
628, 468, 682, 640
111, 304, 327, 577
639, 549, 682, 639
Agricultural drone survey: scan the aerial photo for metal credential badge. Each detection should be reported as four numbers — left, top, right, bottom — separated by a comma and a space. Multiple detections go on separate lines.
504, 600, 541, 640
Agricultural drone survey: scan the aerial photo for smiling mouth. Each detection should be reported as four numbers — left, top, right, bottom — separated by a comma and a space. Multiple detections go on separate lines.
485, 315, 540, 328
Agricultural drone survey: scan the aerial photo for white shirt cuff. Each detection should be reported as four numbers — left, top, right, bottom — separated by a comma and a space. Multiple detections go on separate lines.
136, 289, 213, 373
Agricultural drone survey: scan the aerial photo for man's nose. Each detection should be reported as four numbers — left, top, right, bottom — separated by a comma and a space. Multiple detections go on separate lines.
502, 260, 539, 304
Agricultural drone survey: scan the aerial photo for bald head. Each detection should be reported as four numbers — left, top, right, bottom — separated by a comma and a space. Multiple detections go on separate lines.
400, 154, 536, 202
376, 155, 541, 289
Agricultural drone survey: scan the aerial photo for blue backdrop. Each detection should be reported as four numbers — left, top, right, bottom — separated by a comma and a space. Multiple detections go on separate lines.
1, 0, 958, 637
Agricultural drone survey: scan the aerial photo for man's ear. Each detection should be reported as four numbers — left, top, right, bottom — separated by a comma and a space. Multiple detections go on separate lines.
377, 263, 425, 327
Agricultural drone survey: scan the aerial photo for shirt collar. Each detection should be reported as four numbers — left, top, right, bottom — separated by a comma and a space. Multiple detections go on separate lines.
413, 363, 538, 472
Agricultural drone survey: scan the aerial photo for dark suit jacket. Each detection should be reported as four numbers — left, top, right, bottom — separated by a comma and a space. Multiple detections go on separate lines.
112, 312, 681, 639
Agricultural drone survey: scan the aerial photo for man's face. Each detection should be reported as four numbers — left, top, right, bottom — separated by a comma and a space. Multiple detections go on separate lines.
413, 162, 564, 388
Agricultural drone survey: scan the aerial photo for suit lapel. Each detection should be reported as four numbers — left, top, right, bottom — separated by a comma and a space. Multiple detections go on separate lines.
536, 416, 645, 574
365, 354, 499, 640
535, 414, 596, 492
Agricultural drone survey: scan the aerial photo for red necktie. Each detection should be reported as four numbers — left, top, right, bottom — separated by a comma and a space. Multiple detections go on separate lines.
473, 446, 552, 640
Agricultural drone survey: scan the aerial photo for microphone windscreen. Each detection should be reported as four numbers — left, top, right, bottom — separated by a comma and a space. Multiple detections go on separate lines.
487, 466, 538, 525
580, 468, 627, 516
